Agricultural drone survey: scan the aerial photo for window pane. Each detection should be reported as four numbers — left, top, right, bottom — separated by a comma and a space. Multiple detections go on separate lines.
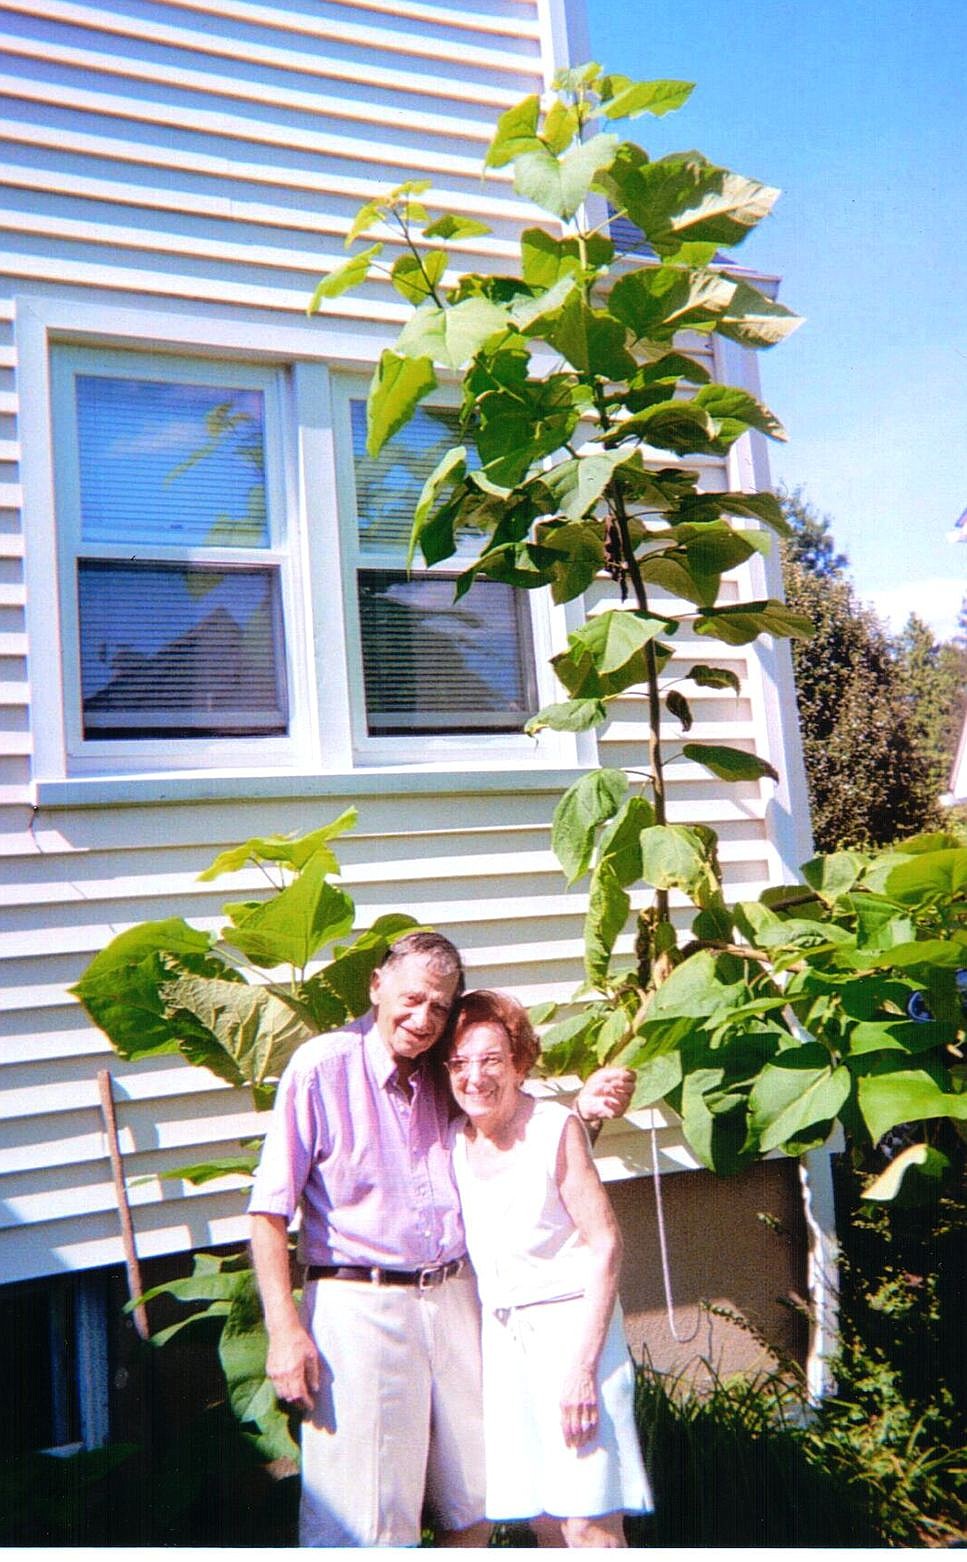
78, 561, 288, 738
76, 376, 268, 548
351, 400, 479, 554
358, 570, 537, 734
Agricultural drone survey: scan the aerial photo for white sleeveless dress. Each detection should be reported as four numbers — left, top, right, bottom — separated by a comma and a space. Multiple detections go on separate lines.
451, 1098, 652, 1522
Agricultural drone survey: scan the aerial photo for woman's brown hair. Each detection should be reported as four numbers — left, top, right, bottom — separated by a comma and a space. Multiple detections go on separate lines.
448, 989, 540, 1074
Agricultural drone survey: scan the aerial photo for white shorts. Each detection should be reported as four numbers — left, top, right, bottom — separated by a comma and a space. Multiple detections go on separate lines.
299, 1270, 486, 1547
481, 1295, 652, 1523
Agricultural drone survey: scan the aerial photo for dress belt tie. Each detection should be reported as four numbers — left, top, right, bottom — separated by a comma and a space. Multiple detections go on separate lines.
305, 1258, 466, 1289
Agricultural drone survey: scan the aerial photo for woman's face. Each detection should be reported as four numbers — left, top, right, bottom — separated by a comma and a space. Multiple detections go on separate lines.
446, 1021, 523, 1124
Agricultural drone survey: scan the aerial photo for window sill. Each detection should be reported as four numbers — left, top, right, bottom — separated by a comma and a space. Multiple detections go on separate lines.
33, 764, 591, 810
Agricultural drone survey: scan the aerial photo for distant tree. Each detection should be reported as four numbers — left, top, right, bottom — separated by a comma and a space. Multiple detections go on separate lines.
783, 558, 939, 851
895, 613, 967, 802
779, 484, 849, 579
954, 590, 967, 650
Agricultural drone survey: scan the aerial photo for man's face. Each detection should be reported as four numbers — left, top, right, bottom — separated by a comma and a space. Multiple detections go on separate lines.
369, 953, 460, 1071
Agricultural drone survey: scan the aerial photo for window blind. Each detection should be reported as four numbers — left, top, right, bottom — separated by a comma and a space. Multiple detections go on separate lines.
358, 570, 537, 734
351, 399, 477, 554
76, 376, 268, 549
78, 561, 288, 738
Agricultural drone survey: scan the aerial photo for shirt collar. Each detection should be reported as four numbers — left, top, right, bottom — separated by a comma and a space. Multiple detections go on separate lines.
362, 1008, 429, 1092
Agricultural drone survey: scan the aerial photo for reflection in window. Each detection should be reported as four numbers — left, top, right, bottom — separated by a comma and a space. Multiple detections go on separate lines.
76, 377, 267, 548
78, 562, 287, 738
358, 570, 536, 734
350, 400, 537, 739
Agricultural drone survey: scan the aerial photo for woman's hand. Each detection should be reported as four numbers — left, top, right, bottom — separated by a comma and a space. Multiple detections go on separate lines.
560, 1363, 600, 1448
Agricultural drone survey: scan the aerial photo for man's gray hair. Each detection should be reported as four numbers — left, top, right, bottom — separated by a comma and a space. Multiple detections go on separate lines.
380, 931, 465, 996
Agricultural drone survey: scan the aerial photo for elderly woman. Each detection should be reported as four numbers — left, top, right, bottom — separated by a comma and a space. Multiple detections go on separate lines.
444, 989, 652, 1549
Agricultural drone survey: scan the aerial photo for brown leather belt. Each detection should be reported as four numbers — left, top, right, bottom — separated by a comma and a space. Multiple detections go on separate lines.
305, 1258, 466, 1289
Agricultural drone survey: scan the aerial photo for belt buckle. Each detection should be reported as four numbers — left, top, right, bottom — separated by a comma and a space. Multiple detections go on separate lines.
418, 1264, 443, 1290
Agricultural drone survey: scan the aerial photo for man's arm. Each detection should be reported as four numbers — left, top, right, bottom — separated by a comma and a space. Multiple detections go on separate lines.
250, 1211, 320, 1413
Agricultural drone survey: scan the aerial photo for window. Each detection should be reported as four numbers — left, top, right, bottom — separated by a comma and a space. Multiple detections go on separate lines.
39, 339, 568, 780
338, 390, 540, 756
0, 1272, 110, 1458
50, 349, 299, 770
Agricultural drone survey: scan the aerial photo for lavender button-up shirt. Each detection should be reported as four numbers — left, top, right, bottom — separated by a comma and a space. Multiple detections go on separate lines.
248, 1011, 465, 1268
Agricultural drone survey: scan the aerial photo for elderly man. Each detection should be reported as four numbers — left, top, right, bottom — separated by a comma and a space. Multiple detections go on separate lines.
249, 931, 633, 1548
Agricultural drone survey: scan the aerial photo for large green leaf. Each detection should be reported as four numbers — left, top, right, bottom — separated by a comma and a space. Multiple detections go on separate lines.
422, 212, 492, 241
221, 856, 355, 970
551, 767, 628, 884
198, 812, 358, 881
544, 291, 637, 380
694, 599, 814, 645
396, 297, 509, 370
608, 266, 736, 343
600, 75, 694, 120
162, 976, 313, 1090
678, 1066, 752, 1174
857, 1067, 967, 1145
391, 249, 448, 304
513, 133, 620, 220
883, 848, 967, 906
601, 398, 718, 455
366, 350, 437, 457
406, 445, 468, 568
749, 1047, 851, 1154
715, 279, 803, 349
560, 608, 674, 682
639, 824, 721, 907
584, 858, 630, 986
682, 743, 779, 783
484, 93, 542, 168
597, 794, 656, 886
219, 1271, 300, 1463
644, 948, 746, 1021
70, 920, 220, 1059
520, 227, 614, 288
693, 384, 786, 441
540, 450, 630, 521
598, 146, 779, 256
629, 1051, 683, 1107
525, 697, 609, 734
845, 1019, 952, 1057
308, 243, 382, 310
537, 1004, 609, 1076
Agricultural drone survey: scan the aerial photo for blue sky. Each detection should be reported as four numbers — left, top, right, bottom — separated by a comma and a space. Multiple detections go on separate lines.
586, 0, 967, 640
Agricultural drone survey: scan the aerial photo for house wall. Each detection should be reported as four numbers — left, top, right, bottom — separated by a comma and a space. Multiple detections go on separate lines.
0, 0, 818, 1379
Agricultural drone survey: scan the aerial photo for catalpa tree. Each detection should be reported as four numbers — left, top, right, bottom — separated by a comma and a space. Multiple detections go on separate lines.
310, 64, 967, 1183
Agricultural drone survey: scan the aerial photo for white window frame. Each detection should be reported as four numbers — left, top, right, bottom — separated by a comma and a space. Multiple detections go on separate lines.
330, 373, 570, 769
48, 345, 312, 775
18, 299, 582, 785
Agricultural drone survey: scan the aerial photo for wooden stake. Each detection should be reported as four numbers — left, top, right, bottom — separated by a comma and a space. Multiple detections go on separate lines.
97, 1069, 150, 1341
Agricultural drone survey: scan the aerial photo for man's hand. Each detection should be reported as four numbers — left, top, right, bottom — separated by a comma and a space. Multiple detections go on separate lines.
575, 1066, 635, 1126
266, 1321, 321, 1413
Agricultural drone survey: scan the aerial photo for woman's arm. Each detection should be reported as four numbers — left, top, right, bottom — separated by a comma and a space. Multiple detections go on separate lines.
556, 1112, 624, 1448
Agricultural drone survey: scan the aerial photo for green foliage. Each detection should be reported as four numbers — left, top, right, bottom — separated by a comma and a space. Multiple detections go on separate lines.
634, 1344, 966, 1547
782, 492, 967, 852
305, 62, 967, 1183
783, 556, 940, 850
71, 815, 419, 1118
